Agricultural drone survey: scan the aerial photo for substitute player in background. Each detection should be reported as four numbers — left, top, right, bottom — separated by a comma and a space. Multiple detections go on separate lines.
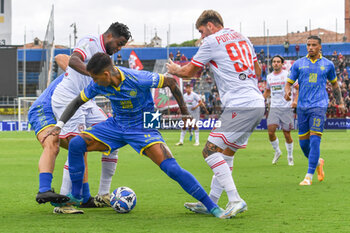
50, 22, 130, 211
176, 84, 207, 146
263, 55, 298, 166
43, 53, 228, 219
285, 35, 345, 185
167, 10, 264, 218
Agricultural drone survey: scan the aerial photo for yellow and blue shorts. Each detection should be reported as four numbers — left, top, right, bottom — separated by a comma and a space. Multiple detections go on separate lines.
297, 107, 327, 136
81, 117, 165, 156
28, 103, 56, 135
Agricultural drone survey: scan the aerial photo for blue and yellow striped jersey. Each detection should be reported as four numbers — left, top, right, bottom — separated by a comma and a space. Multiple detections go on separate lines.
287, 55, 336, 108
81, 66, 164, 127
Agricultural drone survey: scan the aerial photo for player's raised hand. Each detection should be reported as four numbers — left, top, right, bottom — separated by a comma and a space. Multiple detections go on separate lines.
41, 126, 62, 143
166, 59, 180, 75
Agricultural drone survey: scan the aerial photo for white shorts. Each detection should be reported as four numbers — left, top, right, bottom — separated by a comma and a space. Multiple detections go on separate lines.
189, 109, 200, 121
208, 99, 265, 151
267, 107, 294, 131
52, 99, 107, 139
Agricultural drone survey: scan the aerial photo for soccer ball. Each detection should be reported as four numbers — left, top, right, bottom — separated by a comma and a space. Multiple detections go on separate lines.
110, 187, 137, 213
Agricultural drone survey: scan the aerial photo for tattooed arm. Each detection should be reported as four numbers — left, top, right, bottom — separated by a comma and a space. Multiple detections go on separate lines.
331, 81, 345, 113
162, 76, 189, 116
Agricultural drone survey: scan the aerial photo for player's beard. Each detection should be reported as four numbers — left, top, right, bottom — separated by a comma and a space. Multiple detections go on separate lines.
105, 43, 115, 55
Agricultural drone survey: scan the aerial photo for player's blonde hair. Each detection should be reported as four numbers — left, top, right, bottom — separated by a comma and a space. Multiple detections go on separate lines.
195, 10, 224, 29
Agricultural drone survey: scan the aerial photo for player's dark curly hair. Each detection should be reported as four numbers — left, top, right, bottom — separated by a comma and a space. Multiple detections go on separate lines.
106, 22, 132, 41
86, 52, 112, 75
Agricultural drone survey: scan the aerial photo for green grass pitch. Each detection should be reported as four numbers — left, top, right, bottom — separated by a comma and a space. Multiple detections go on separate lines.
0, 130, 349, 233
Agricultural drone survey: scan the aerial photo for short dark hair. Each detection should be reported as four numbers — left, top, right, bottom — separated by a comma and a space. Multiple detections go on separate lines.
272, 55, 284, 63
106, 22, 132, 41
196, 10, 224, 29
185, 83, 191, 87
86, 52, 113, 75
307, 35, 322, 44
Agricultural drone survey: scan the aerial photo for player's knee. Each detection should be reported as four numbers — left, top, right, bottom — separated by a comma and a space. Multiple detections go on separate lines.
69, 135, 87, 155
43, 140, 60, 156
160, 158, 182, 180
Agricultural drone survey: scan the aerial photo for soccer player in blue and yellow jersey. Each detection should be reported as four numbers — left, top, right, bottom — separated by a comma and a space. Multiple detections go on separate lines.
285, 35, 345, 185
42, 52, 229, 218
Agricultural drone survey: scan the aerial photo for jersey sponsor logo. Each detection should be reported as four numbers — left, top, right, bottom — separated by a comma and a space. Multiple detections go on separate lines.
238, 73, 247, 80
120, 100, 133, 109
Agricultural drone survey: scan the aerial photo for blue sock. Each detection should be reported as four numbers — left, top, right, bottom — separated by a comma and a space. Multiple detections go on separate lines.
82, 183, 91, 204
308, 135, 321, 174
39, 173, 53, 193
160, 158, 217, 212
68, 136, 87, 199
299, 138, 310, 158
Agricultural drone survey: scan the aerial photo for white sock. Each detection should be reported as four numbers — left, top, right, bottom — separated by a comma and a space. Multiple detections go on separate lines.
205, 152, 240, 202
306, 173, 313, 180
195, 129, 200, 143
209, 175, 222, 204
60, 160, 71, 195
285, 142, 293, 157
98, 150, 118, 195
180, 130, 186, 143
209, 154, 238, 203
270, 138, 280, 152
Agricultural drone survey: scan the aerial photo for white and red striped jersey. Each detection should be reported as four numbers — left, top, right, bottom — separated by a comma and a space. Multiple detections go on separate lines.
191, 28, 263, 107
52, 35, 107, 106
266, 70, 298, 108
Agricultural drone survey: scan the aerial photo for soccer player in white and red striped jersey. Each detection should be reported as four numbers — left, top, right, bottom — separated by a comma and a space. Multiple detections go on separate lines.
263, 55, 298, 166
167, 10, 264, 218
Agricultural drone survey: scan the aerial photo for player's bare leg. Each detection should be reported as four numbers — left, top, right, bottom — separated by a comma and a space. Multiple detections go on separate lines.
283, 130, 294, 166
268, 124, 282, 164
36, 127, 69, 204
144, 143, 226, 218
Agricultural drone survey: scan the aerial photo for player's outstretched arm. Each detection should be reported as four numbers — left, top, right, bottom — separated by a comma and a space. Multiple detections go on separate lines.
41, 95, 86, 143
68, 52, 90, 76
162, 75, 189, 116
331, 81, 345, 113
166, 59, 201, 78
